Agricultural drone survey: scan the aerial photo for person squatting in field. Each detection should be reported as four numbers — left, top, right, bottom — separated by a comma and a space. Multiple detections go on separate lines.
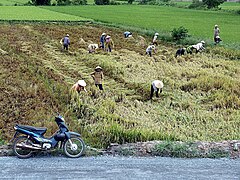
152, 33, 159, 46
88, 44, 99, 53
61, 34, 70, 51
90, 66, 104, 90
175, 48, 186, 58
146, 45, 156, 57
124, 31, 132, 38
105, 35, 114, 52
100, 33, 106, 50
71, 80, 87, 93
150, 80, 164, 99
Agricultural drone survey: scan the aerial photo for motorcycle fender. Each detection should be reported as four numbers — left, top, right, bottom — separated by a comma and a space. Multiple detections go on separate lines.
64, 132, 81, 139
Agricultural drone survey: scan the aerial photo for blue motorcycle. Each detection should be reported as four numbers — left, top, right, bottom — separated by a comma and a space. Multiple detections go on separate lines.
12, 114, 85, 158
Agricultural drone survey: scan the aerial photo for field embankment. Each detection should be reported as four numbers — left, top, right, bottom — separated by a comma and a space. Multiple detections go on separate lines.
0, 23, 240, 148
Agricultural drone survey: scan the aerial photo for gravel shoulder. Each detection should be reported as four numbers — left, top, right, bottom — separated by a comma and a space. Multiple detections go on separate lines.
0, 156, 240, 180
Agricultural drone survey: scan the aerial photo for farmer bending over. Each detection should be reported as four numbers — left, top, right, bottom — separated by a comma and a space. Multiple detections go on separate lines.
71, 80, 87, 93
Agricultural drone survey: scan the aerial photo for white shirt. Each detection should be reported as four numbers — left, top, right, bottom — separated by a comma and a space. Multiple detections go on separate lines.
192, 43, 205, 51
146, 45, 155, 52
153, 35, 158, 42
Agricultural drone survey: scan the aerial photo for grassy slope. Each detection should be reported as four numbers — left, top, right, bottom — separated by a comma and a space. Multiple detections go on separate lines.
43, 5, 240, 44
0, 24, 239, 147
0, 0, 28, 5
0, 6, 90, 21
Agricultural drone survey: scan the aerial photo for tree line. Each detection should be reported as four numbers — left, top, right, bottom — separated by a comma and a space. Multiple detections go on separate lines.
32, 0, 225, 8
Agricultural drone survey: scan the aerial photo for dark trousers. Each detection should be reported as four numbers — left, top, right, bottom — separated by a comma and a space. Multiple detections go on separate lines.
150, 85, 159, 99
153, 41, 158, 46
146, 51, 152, 57
107, 45, 111, 52
63, 44, 68, 50
100, 41, 104, 49
96, 84, 103, 90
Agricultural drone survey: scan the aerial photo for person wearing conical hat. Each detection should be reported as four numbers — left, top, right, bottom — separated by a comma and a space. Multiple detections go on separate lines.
105, 35, 114, 52
146, 44, 156, 57
215, 36, 222, 44
90, 66, 104, 90
124, 31, 132, 38
88, 44, 99, 53
100, 33, 106, 50
71, 80, 87, 93
152, 33, 159, 46
150, 80, 164, 99
192, 41, 205, 53
214, 25, 220, 44
61, 34, 70, 51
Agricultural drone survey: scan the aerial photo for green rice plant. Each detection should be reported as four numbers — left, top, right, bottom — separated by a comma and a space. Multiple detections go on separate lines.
0, 6, 90, 21
0, 137, 5, 145
180, 73, 240, 94
206, 91, 240, 109
152, 141, 199, 158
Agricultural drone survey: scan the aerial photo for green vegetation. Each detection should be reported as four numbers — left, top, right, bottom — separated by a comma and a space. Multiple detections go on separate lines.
171, 26, 189, 41
0, 0, 29, 6
0, 6, 90, 21
0, 0, 239, 151
153, 141, 198, 158
220, 2, 240, 10
0, 23, 239, 149
42, 5, 240, 44
0, 5, 239, 45
153, 141, 229, 158
175, 1, 240, 10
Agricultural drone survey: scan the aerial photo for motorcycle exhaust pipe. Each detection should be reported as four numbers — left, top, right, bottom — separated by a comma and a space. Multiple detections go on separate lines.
16, 143, 42, 150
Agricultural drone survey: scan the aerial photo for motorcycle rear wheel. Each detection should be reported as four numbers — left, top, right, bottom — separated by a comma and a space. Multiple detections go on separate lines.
13, 136, 33, 159
63, 137, 85, 158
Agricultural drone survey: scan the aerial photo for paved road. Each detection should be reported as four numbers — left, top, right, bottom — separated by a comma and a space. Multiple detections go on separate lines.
0, 156, 239, 180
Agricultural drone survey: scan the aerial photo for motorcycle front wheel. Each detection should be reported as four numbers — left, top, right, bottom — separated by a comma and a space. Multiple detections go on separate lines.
63, 137, 85, 158
13, 136, 33, 159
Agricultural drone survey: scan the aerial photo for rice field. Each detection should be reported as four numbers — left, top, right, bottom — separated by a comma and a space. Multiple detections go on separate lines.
175, 1, 240, 10
0, 6, 90, 21
0, 0, 29, 5
0, 23, 239, 148
0, 4, 239, 43
43, 5, 240, 43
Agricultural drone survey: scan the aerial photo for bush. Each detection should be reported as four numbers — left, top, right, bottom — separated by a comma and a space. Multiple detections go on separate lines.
56, 0, 87, 5
32, 0, 51, 5
171, 26, 189, 41
189, 0, 205, 9
139, 0, 173, 5
72, 0, 87, 5
128, 0, 134, 4
202, 0, 224, 9
94, 0, 109, 5
109, 0, 120, 5
153, 141, 198, 158
56, 0, 71, 5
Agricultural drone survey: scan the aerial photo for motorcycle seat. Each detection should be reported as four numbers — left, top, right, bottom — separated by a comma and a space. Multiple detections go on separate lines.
16, 124, 47, 135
